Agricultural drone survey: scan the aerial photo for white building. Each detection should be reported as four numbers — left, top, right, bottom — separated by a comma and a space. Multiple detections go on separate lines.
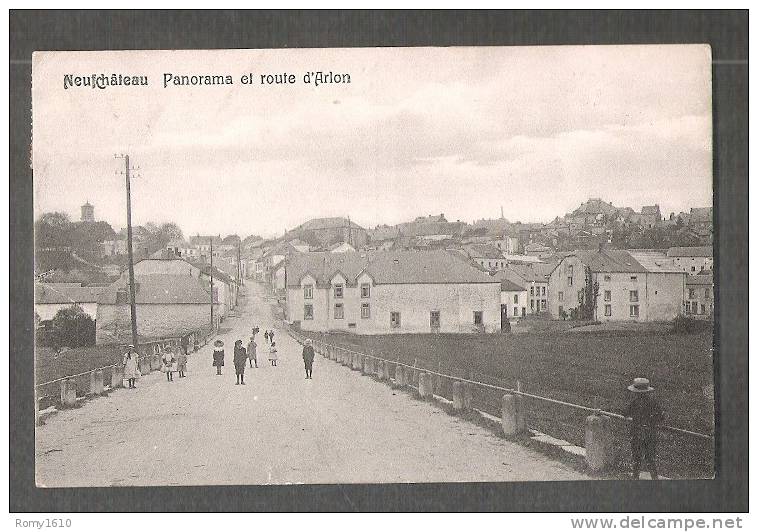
286, 250, 502, 334
35, 283, 105, 321
667, 246, 714, 275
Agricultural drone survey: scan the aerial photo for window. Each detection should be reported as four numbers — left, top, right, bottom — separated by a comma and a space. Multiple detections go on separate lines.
604, 275, 611, 282
541, 300, 546, 310
568, 276, 573, 287
685, 301, 691, 313
604, 304, 612, 317
688, 288, 696, 299
531, 300, 535, 310
541, 286, 546, 296
701, 303, 706, 314
704, 288, 710, 299
513, 306, 518, 316
390, 312, 401, 328
304, 304, 314, 320
630, 305, 639, 318
521, 308, 526, 317
303, 284, 313, 299
604, 290, 612, 302
558, 291, 564, 302
530, 287, 534, 296
473, 311, 483, 326
558, 305, 564, 316
430, 311, 440, 329
334, 303, 344, 319
630, 276, 637, 281
629, 290, 639, 303
568, 265, 574, 276
361, 303, 370, 319
513, 294, 519, 304
334, 284, 344, 298
360, 283, 371, 298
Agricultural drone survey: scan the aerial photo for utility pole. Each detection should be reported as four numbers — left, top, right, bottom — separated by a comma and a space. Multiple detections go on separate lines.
209, 236, 215, 332
115, 154, 139, 348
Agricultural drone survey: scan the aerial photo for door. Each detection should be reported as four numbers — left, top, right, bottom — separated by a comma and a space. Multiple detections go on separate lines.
500, 304, 507, 329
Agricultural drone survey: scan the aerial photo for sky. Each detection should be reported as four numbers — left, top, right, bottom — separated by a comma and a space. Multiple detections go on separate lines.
32, 45, 712, 238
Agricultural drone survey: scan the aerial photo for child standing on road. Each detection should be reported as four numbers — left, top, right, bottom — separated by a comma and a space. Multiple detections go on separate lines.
233, 339, 247, 385
123, 345, 139, 389
161, 346, 176, 382
176, 348, 188, 378
269, 341, 278, 366
212, 339, 225, 375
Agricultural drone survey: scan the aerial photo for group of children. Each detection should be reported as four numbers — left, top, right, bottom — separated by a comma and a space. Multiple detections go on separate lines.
160, 345, 188, 382
211, 325, 280, 385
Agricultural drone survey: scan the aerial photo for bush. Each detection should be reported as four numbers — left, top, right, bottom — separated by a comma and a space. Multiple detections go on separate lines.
671, 315, 712, 334
46, 305, 96, 350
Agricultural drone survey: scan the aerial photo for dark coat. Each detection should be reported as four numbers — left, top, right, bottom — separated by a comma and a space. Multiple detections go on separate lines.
625, 394, 664, 441
233, 345, 247, 371
212, 348, 225, 367
302, 345, 315, 364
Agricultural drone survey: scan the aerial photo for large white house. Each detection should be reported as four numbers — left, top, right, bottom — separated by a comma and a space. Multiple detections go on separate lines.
286, 250, 502, 334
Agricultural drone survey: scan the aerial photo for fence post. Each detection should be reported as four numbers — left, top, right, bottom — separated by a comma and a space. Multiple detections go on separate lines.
89, 370, 104, 395
501, 394, 527, 438
418, 373, 433, 399
395, 365, 406, 387
463, 381, 474, 410
453, 381, 465, 411
60, 378, 77, 408
585, 415, 615, 472
361, 354, 369, 375
111, 364, 125, 389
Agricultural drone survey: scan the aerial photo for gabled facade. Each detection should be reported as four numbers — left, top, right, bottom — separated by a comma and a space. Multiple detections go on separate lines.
286, 251, 501, 334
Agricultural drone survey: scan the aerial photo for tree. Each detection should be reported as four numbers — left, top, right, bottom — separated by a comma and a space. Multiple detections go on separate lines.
35, 211, 71, 248
160, 222, 184, 242
578, 268, 600, 320
48, 305, 96, 349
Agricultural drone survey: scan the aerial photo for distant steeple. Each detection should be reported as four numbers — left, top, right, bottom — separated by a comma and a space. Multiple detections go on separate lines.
500, 206, 504, 219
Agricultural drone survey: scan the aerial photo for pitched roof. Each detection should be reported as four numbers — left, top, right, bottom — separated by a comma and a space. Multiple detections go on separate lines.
35, 283, 106, 304
667, 246, 713, 258
687, 274, 713, 286
364, 251, 498, 284
463, 243, 504, 260
97, 275, 213, 305
286, 250, 498, 287
506, 262, 557, 282
294, 217, 365, 232
627, 251, 682, 273
286, 251, 372, 287
575, 249, 647, 273
490, 271, 526, 292
640, 205, 660, 215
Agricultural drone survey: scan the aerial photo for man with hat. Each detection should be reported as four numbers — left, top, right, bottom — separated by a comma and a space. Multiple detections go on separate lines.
625, 377, 664, 480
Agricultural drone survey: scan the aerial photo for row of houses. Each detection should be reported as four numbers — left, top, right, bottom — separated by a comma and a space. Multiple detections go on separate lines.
35, 256, 241, 345
275, 245, 715, 335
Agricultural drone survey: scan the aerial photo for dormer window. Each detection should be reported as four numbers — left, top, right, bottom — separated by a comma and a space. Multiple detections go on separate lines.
360, 283, 370, 298
334, 284, 344, 298
303, 284, 313, 299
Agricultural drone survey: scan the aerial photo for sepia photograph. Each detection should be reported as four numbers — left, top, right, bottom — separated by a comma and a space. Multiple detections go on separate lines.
30, 44, 716, 489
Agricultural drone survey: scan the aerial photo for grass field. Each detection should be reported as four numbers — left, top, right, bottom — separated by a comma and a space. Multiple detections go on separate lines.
299, 326, 715, 478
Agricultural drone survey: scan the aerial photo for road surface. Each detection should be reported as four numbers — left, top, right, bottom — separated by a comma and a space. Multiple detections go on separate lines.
35, 283, 587, 486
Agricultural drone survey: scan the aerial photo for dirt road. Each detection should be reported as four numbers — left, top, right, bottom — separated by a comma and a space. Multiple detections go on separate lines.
35, 283, 587, 486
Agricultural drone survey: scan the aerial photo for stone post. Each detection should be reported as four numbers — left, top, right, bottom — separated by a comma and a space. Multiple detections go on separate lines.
351, 353, 360, 371
377, 360, 386, 380
151, 353, 161, 371
501, 394, 527, 437
585, 415, 615, 472
394, 365, 406, 387
89, 370, 104, 395
385, 361, 395, 382
463, 381, 474, 410
361, 355, 369, 375
452, 381, 465, 411
111, 364, 125, 389
60, 378, 77, 407
418, 373, 434, 399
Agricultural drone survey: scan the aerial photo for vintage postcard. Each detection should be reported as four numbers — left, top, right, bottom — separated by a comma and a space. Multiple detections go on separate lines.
32, 46, 714, 487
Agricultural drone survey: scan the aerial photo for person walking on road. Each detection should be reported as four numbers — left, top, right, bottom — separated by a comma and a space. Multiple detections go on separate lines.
176, 348, 188, 378
625, 377, 664, 480
269, 329, 275, 344
161, 346, 176, 382
264, 330, 270, 344
123, 345, 139, 389
268, 341, 278, 366
302, 339, 315, 379
212, 339, 225, 375
247, 337, 258, 368
233, 339, 247, 385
